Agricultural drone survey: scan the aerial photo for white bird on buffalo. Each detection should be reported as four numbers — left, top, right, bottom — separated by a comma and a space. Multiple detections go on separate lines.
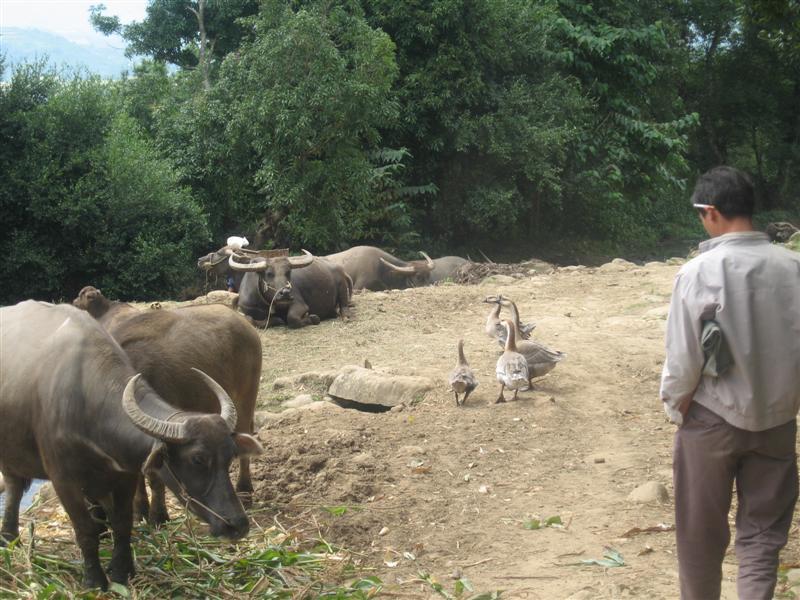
227, 236, 250, 250
495, 319, 529, 403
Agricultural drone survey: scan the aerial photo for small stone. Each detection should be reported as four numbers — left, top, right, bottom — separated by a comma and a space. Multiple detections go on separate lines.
378, 527, 389, 536
628, 481, 670, 504
253, 410, 281, 429
594, 457, 606, 464
390, 404, 405, 413
478, 485, 489, 494
271, 376, 293, 390
283, 394, 314, 408
566, 588, 600, 600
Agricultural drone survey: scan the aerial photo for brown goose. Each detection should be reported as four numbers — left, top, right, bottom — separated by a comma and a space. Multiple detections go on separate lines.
483, 295, 535, 347
448, 340, 478, 407
495, 320, 530, 403
515, 336, 565, 389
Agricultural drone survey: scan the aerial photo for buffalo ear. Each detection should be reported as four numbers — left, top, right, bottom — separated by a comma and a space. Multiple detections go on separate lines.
142, 442, 166, 473
233, 433, 264, 456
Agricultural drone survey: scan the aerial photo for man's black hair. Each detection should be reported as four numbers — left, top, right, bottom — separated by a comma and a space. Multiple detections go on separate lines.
690, 166, 755, 219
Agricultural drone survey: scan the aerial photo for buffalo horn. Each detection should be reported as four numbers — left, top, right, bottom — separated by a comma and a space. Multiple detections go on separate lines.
287, 249, 314, 269
191, 368, 238, 431
228, 254, 269, 272
419, 251, 435, 269
379, 257, 416, 274
122, 374, 189, 442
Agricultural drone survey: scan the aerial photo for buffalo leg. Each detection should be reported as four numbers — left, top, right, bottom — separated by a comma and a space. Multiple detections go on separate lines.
286, 302, 320, 328
132, 475, 150, 523
454, 391, 461, 406
0, 475, 30, 543
146, 473, 169, 526
335, 277, 351, 319
107, 478, 137, 584
512, 388, 520, 401
50, 478, 108, 590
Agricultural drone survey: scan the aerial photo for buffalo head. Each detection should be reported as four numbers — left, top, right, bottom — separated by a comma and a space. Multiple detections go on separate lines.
228, 250, 314, 305
73, 286, 105, 314
122, 369, 263, 539
379, 251, 435, 287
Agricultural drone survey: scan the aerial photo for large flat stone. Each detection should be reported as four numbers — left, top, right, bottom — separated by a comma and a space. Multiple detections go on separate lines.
327, 365, 435, 408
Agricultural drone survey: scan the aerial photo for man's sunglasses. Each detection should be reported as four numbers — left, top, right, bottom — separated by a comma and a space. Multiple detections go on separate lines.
693, 203, 714, 217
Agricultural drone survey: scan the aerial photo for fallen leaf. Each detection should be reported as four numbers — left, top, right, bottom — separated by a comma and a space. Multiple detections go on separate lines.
621, 523, 675, 538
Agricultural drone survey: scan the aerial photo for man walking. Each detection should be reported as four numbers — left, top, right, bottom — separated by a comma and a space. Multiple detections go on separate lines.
660, 166, 800, 599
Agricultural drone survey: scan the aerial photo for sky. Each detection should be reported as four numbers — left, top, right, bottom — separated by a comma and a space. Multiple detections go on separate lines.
0, 0, 148, 47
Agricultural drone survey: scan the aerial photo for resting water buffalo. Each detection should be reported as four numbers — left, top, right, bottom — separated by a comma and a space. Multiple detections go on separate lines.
229, 250, 351, 328
0, 301, 263, 589
429, 256, 471, 284
198, 246, 301, 292
197, 245, 247, 291
324, 246, 435, 290
73, 286, 262, 524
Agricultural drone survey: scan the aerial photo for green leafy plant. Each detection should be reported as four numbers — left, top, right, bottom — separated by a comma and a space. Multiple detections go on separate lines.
523, 515, 563, 530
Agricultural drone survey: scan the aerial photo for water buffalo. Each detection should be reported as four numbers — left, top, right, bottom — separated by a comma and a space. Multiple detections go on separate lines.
229, 250, 351, 328
73, 286, 262, 525
197, 245, 247, 292
429, 256, 471, 284
0, 301, 263, 590
324, 246, 435, 291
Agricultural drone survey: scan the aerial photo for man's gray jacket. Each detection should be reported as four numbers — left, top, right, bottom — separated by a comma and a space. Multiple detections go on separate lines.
660, 231, 800, 431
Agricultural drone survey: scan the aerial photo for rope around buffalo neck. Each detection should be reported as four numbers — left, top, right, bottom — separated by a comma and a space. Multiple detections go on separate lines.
161, 459, 236, 527
256, 279, 284, 331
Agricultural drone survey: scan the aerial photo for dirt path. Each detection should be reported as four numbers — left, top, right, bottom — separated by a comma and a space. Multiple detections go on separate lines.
17, 258, 800, 598
246, 258, 800, 599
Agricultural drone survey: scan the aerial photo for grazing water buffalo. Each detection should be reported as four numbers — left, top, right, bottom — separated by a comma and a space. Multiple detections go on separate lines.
229, 251, 351, 328
0, 301, 263, 590
324, 246, 435, 291
73, 286, 262, 525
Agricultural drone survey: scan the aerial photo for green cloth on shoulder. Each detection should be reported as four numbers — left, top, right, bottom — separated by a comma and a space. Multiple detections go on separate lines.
701, 320, 733, 377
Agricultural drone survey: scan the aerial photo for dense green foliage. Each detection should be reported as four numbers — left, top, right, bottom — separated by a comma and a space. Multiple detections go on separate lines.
1, 0, 798, 302
0, 60, 209, 302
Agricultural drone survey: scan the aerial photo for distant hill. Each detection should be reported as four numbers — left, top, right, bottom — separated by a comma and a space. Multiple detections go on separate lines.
0, 27, 139, 80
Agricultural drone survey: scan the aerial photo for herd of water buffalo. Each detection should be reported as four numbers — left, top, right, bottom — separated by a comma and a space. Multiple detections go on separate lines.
197, 243, 470, 328
0, 243, 470, 590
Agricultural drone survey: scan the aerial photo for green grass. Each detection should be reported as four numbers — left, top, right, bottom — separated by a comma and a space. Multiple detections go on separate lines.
0, 510, 382, 599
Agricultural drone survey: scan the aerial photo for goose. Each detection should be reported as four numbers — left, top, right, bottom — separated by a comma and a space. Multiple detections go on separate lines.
483, 295, 535, 347
448, 340, 478, 406
495, 320, 530, 403
515, 337, 565, 389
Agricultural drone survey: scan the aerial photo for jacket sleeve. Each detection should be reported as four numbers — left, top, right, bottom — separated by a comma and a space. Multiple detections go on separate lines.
660, 271, 707, 420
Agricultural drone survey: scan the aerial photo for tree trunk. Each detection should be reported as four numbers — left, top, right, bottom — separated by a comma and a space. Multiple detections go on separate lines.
189, 0, 211, 91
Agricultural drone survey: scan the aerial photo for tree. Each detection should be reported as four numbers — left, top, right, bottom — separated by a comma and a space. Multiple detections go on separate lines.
361, 0, 588, 245
151, 0, 410, 251
91, 0, 260, 86
549, 0, 697, 243
0, 63, 209, 303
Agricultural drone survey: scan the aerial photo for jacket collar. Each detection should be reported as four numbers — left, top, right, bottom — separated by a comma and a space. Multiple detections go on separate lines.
699, 231, 769, 254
